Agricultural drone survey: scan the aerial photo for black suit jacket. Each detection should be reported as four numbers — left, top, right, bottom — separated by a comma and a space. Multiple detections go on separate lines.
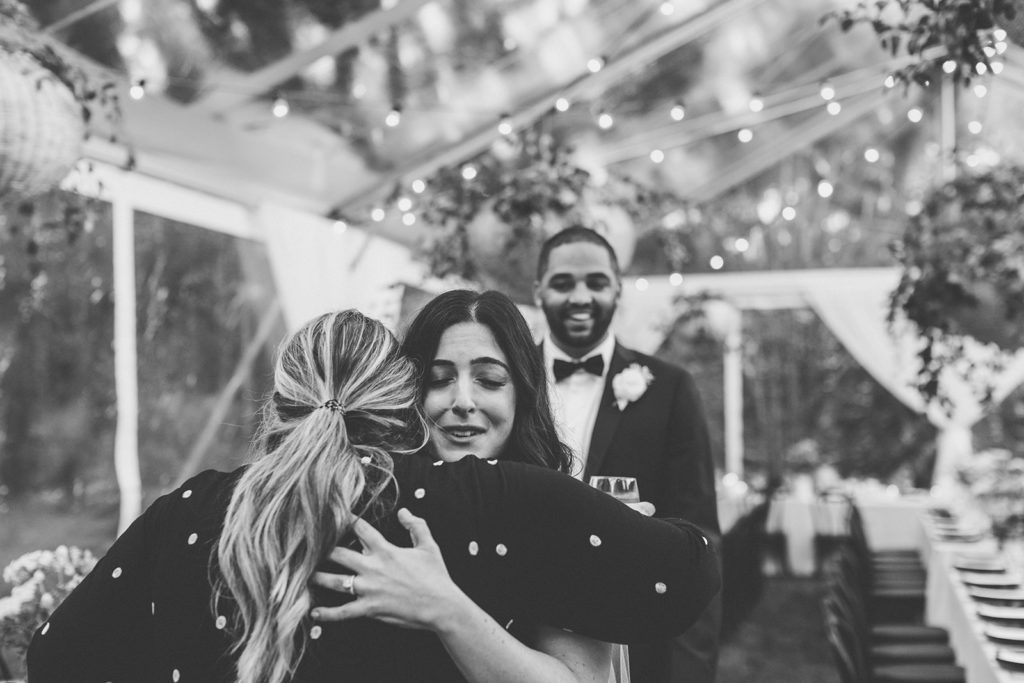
580, 342, 722, 683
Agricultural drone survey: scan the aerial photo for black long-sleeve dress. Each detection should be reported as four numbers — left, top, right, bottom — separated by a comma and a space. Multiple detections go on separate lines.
28, 453, 720, 682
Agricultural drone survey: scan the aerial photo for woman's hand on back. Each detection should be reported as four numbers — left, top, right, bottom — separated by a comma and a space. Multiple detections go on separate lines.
310, 508, 470, 631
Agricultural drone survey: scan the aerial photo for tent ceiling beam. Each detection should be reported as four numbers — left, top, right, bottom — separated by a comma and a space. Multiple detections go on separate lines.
330, 0, 770, 213
685, 88, 891, 202
192, 0, 434, 114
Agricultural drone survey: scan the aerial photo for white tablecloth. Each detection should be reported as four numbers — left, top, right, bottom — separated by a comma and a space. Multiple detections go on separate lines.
920, 517, 1024, 683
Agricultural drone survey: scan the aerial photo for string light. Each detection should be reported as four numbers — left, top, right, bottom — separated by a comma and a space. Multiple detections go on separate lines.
864, 148, 880, 163
597, 111, 615, 129
129, 79, 146, 100
996, 41, 1008, 54
974, 84, 988, 98
555, 97, 571, 112
826, 101, 842, 115
669, 272, 683, 286
649, 149, 665, 163
332, 220, 348, 235
659, 1, 675, 16
748, 94, 764, 112
819, 80, 835, 100
781, 206, 796, 221
272, 96, 290, 118
587, 56, 606, 73
461, 165, 478, 180
396, 196, 413, 212
976, 62, 988, 75
817, 180, 834, 198
497, 114, 513, 136
401, 213, 417, 226
737, 128, 753, 143
670, 102, 686, 121
942, 60, 957, 74
384, 106, 402, 127
709, 255, 724, 270
735, 237, 750, 253
370, 207, 386, 222
984, 46, 996, 58
635, 277, 649, 291
991, 61, 1004, 74
968, 120, 983, 134
907, 107, 923, 123
994, 28, 1007, 41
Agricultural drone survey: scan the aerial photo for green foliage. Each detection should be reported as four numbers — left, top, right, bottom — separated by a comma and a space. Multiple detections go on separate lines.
825, 0, 1014, 87
889, 162, 1024, 404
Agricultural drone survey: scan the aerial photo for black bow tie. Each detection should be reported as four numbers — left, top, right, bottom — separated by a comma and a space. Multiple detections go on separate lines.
552, 355, 605, 382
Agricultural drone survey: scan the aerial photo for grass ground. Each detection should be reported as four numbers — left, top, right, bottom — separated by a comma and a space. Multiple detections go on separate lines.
718, 576, 839, 683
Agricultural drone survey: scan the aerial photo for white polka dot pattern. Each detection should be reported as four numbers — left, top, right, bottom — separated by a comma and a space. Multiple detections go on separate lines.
468, 541, 479, 556
655, 582, 667, 594
414, 488, 425, 499
182, 490, 192, 499
433, 460, 444, 466
495, 543, 508, 556
360, 456, 371, 465
215, 615, 227, 630
589, 534, 602, 547
41, 622, 50, 635
187, 533, 198, 545
172, 669, 180, 682
111, 567, 122, 579
702, 536, 708, 546
151, 602, 156, 615
311, 625, 323, 640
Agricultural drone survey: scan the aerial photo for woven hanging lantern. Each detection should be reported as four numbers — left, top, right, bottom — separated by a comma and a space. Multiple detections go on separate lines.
0, 47, 85, 198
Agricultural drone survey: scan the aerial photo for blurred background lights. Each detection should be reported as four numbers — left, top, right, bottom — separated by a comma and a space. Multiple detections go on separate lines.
968, 120, 983, 134
709, 255, 724, 270
461, 164, 478, 180
332, 220, 347, 235
396, 196, 413, 212
749, 96, 764, 112
497, 116, 513, 136
555, 97, 570, 112
669, 272, 683, 286
370, 207, 386, 222
659, 1, 675, 16
781, 206, 796, 221
401, 213, 417, 226
817, 180, 834, 198
670, 103, 686, 121
994, 28, 1007, 41
271, 96, 290, 118
942, 60, 957, 74
586, 56, 605, 73
864, 147, 880, 163
992, 61, 1004, 74
737, 128, 753, 143
819, 81, 835, 100
649, 149, 665, 163
411, 179, 426, 194
826, 101, 841, 115
884, 75, 896, 88
735, 237, 750, 253
129, 79, 146, 100
976, 62, 988, 75
635, 277, 649, 291
907, 107, 923, 123
384, 107, 402, 127
597, 112, 615, 129
974, 84, 988, 98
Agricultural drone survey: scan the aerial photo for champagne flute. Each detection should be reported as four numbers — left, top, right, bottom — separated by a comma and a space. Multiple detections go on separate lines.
589, 476, 640, 504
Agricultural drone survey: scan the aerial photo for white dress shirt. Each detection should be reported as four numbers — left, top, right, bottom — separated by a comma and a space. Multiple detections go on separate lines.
543, 334, 616, 479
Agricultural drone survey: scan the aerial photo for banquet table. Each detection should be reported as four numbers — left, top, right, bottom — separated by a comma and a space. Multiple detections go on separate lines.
920, 514, 1024, 683
766, 489, 928, 576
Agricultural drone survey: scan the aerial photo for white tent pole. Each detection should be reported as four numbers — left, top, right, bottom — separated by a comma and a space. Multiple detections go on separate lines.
113, 190, 142, 534
723, 325, 744, 476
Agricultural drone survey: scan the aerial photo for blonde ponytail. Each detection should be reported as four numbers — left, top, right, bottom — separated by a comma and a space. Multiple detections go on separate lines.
214, 311, 424, 683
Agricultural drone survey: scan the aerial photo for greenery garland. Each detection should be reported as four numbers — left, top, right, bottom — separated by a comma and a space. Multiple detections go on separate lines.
889, 162, 1024, 404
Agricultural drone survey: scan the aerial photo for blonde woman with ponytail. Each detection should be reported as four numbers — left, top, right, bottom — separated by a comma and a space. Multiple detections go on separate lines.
29, 310, 720, 683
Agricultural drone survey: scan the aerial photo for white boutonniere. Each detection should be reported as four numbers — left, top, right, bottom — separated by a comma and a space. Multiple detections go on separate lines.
611, 363, 654, 411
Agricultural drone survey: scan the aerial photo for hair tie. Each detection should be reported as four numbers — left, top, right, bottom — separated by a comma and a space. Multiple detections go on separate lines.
320, 399, 345, 414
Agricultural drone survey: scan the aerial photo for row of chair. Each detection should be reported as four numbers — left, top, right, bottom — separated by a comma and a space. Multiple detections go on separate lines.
820, 502, 967, 682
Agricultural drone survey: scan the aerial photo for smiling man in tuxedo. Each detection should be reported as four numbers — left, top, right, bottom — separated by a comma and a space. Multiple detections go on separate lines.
535, 226, 721, 683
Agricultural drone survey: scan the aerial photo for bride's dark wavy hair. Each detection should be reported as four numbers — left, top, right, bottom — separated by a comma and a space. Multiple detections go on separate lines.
401, 289, 572, 473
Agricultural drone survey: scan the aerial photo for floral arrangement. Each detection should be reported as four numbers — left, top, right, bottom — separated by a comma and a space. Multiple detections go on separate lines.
888, 163, 1024, 404
0, 546, 96, 657
825, 0, 1015, 87
956, 448, 1024, 542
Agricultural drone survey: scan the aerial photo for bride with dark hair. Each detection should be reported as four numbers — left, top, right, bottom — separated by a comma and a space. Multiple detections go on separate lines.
28, 309, 719, 682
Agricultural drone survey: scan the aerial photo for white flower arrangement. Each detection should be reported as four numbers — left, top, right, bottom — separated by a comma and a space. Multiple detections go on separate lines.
0, 545, 96, 657
611, 363, 654, 411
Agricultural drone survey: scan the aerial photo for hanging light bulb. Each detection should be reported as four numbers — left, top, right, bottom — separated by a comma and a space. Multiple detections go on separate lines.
385, 106, 402, 127
272, 95, 290, 118
670, 102, 686, 121
586, 56, 606, 73
129, 78, 147, 100
819, 80, 836, 100
555, 97, 571, 112
749, 94, 764, 112
737, 128, 753, 143
826, 101, 842, 115
597, 111, 614, 129
497, 114, 513, 136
